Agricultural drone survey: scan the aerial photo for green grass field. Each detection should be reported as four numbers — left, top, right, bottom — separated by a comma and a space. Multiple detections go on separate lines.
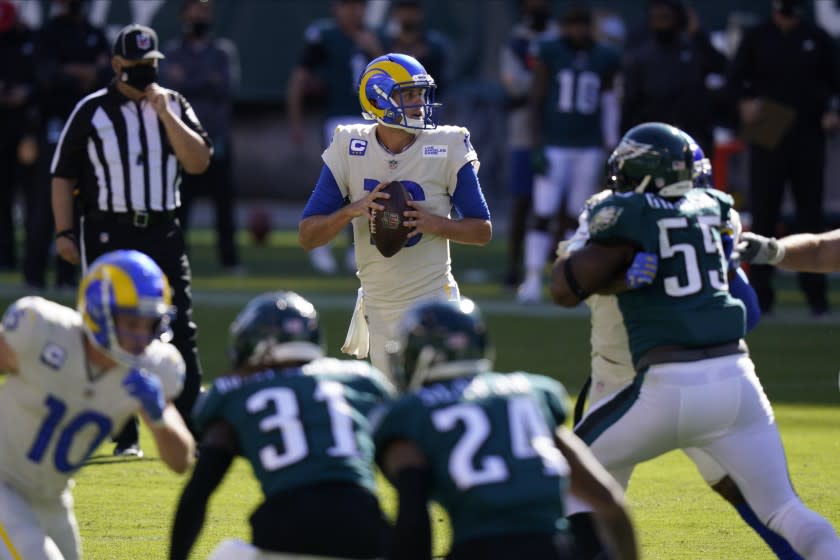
1, 229, 839, 559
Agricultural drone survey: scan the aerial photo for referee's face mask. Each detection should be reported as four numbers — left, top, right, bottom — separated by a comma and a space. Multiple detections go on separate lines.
115, 58, 159, 92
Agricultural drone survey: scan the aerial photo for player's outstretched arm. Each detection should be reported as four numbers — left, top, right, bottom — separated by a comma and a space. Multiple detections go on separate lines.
555, 427, 639, 560
170, 421, 237, 560
0, 333, 19, 374
737, 229, 840, 273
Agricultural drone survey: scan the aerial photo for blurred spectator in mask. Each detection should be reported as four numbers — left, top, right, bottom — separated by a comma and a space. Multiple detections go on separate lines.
498, 0, 558, 289
30, 0, 110, 289
287, 0, 383, 275
729, 0, 840, 316
0, 0, 37, 271
381, 0, 452, 99
163, 0, 242, 273
620, 0, 726, 156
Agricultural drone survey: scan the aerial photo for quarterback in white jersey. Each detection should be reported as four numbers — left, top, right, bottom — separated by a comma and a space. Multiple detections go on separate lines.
299, 54, 492, 377
0, 251, 195, 560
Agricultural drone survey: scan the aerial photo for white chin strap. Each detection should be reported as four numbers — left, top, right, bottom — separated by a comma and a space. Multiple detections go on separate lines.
248, 342, 324, 367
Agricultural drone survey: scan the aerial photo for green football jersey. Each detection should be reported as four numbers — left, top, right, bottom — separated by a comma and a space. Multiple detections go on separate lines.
587, 188, 746, 365
533, 38, 621, 147
373, 372, 570, 545
194, 358, 395, 497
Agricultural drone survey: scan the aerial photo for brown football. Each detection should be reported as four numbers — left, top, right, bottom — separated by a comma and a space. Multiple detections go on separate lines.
370, 180, 412, 258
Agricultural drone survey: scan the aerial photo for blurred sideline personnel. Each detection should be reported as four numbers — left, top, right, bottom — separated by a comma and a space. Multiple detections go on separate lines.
498, 0, 559, 289
551, 123, 840, 559
736, 229, 840, 273
729, 0, 840, 316
517, 3, 621, 304
170, 291, 394, 560
51, 23, 212, 456
28, 0, 111, 290
373, 298, 638, 560
0, 250, 194, 560
288, 0, 384, 275
163, 0, 242, 272
298, 53, 492, 379
620, 0, 726, 156
560, 132, 803, 559
0, 0, 37, 270
381, 0, 451, 99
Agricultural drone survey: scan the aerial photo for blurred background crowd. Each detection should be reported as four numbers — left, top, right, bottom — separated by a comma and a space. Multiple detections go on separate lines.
2, 0, 840, 314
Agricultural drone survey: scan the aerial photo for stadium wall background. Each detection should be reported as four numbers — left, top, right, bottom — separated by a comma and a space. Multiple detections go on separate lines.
14, 0, 840, 215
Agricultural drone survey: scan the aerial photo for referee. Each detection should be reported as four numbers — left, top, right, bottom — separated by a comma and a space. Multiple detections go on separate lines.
51, 23, 211, 455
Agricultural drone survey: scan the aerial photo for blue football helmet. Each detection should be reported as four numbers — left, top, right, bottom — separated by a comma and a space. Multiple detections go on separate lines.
358, 53, 440, 131
78, 250, 173, 365
681, 131, 713, 188
228, 291, 324, 370
388, 297, 492, 390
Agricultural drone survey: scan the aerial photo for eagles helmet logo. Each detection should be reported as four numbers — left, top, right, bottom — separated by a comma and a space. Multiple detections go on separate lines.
611, 138, 654, 168
589, 205, 624, 234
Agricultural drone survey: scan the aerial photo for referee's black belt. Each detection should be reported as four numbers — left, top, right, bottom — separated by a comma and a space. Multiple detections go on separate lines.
635, 340, 748, 371
84, 209, 177, 228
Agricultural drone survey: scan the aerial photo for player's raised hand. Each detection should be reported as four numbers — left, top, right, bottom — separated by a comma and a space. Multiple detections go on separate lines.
403, 199, 443, 238
145, 84, 171, 118
346, 182, 390, 220
733, 232, 785, 265
123, 368, 166, 424
625, 251, 658, 289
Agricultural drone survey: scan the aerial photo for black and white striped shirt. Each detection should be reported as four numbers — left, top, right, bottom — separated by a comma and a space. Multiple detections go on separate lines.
51, 82, 211, 213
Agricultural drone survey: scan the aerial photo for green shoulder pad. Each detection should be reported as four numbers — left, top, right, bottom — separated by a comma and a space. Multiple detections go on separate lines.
587, 192, 646, 245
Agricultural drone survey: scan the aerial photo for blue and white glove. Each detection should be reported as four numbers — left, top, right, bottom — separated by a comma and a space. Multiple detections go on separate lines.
626, 251, 658, 289
123, 368, 166, 424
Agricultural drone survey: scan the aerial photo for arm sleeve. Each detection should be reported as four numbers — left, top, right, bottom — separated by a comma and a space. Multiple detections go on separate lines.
451, 163, 490, 220
730, 267, 760, 332
169, 445, 235, 560
300, 24, 327, 69
176, 93, 213, 150
50, 99, 91, 178
301, 165, 347, 218
389, 467, 433, 560
728, 30, 755, 99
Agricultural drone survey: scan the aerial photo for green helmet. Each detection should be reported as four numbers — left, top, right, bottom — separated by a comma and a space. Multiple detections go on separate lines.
229, 291, 324, 369
607, 122, 694, 198
388, 298, 492, 390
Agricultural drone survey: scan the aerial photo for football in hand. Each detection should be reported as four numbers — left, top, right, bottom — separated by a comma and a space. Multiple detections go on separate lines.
370, 181, 412, 258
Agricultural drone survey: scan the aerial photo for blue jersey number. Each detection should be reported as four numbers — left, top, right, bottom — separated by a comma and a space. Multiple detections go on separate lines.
27, 395, 113, 473
364, 179, 426, 247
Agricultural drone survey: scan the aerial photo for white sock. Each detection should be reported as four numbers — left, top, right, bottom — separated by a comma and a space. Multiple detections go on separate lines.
524, 229, 552, 277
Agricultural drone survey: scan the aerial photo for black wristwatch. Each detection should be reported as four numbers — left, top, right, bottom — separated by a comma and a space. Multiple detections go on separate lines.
55, 229, 76, 242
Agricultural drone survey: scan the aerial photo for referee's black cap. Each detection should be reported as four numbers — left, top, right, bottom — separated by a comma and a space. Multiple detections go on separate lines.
113, 24, 165, 60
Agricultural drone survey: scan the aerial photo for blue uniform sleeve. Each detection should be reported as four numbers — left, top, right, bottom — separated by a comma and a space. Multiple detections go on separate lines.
301, 165, 346, 219
451, 163, 490, 220
730, 267, 760, 332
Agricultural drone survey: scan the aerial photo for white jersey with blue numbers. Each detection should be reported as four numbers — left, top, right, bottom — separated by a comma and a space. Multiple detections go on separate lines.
322, 123, 478, 305
0, 297, 184, 502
